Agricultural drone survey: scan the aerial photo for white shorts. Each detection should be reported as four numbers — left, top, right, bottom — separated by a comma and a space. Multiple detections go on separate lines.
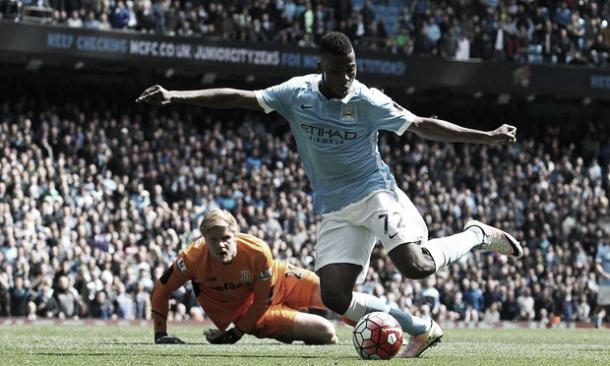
315, 187, 428, 283
598, 285, 610, 306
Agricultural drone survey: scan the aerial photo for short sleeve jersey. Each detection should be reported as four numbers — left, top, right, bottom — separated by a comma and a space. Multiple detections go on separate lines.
255, 74, 416, 214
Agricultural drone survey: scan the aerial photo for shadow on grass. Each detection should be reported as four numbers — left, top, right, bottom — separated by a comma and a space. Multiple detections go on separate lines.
36, 352, 355, 359
99, 342, 350, 346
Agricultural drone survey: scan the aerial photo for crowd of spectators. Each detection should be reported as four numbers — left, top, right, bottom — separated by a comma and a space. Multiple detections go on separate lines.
1, 1, 609, 66
1, 87, 609, 328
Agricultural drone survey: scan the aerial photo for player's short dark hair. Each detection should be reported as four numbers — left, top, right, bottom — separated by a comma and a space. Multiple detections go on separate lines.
320, 32, 353, 56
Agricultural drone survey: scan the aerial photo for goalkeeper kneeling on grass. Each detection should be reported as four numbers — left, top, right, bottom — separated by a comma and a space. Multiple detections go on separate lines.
151, 209, 338, 345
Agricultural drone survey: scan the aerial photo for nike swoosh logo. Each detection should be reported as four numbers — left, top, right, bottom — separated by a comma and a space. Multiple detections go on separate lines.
301, 104, 313, 109
389, 232, 399, 239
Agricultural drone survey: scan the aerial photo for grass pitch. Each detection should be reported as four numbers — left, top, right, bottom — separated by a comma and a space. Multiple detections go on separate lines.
1, 323, 609, 365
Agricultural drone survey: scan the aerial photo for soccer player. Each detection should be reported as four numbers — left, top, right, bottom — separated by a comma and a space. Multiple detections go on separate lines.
151, 209, 337, 345
593, 240, 610, 328
138, 31, 523, 357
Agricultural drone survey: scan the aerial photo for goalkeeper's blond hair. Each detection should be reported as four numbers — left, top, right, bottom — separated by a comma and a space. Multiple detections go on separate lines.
200, 209, 239, 236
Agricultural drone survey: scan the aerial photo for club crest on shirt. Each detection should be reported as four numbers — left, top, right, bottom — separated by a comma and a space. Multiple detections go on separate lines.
240, 270, 252, 283
340, 104, 357, 121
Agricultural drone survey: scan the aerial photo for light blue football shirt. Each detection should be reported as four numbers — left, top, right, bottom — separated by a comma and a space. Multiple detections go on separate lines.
255, 74, 416, 214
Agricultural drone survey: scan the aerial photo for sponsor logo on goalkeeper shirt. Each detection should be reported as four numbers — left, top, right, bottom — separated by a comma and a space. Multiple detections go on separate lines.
210, 282, 252, 291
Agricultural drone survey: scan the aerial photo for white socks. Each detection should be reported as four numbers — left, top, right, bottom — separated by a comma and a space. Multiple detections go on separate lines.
343, 292, 390, 321
343, 292, 429, 335
422, 227, 483, 271
340, 228, 487, 336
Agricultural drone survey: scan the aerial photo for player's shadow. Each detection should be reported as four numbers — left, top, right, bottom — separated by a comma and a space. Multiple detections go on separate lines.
38, 351, 355, 359
100, 341, 348, 346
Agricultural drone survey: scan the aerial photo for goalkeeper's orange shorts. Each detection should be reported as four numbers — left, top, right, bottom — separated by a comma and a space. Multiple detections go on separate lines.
253, 263, 322, 339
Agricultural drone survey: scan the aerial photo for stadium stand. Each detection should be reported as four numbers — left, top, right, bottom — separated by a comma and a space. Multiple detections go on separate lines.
0, 67, 609, 328
2, 0, 609, 65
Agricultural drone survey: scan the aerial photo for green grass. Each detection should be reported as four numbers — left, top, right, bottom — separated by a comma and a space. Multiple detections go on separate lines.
1, 324, 609, 365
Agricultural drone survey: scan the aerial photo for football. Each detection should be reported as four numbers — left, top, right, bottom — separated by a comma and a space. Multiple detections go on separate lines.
352, 311, 404, 360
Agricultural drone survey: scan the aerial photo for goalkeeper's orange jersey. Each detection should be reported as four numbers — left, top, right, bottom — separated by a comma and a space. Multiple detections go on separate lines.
151, 233, 277, 334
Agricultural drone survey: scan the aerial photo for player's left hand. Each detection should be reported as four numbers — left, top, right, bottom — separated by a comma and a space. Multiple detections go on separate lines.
204, 328, 242, 344
488, 124, 517, 145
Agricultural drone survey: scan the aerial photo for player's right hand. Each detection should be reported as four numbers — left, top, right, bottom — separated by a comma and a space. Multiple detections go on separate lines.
136, 85, 172, 106
155, 332, 185, 344
204, 328, 242, 344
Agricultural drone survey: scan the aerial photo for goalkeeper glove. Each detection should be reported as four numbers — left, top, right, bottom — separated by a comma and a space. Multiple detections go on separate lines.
204, 328, 242, 344
155, 332, 185, 344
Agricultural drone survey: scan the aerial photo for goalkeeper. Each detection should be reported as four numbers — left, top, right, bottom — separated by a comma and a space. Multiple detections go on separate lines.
151, 209, 337, 345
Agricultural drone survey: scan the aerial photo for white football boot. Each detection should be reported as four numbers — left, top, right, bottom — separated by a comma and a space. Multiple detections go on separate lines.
401, 320, 443, 358
464, 220, 523, 258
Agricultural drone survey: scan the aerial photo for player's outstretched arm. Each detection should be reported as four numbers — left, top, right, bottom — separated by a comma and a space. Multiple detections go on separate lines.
150, 261, 189, 344
136, 84, 263, 111
407, 116, 517, 145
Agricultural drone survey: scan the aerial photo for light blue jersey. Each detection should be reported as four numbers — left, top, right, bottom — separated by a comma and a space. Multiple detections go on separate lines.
597, 243, 610, 286
255, 74, 416, 214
